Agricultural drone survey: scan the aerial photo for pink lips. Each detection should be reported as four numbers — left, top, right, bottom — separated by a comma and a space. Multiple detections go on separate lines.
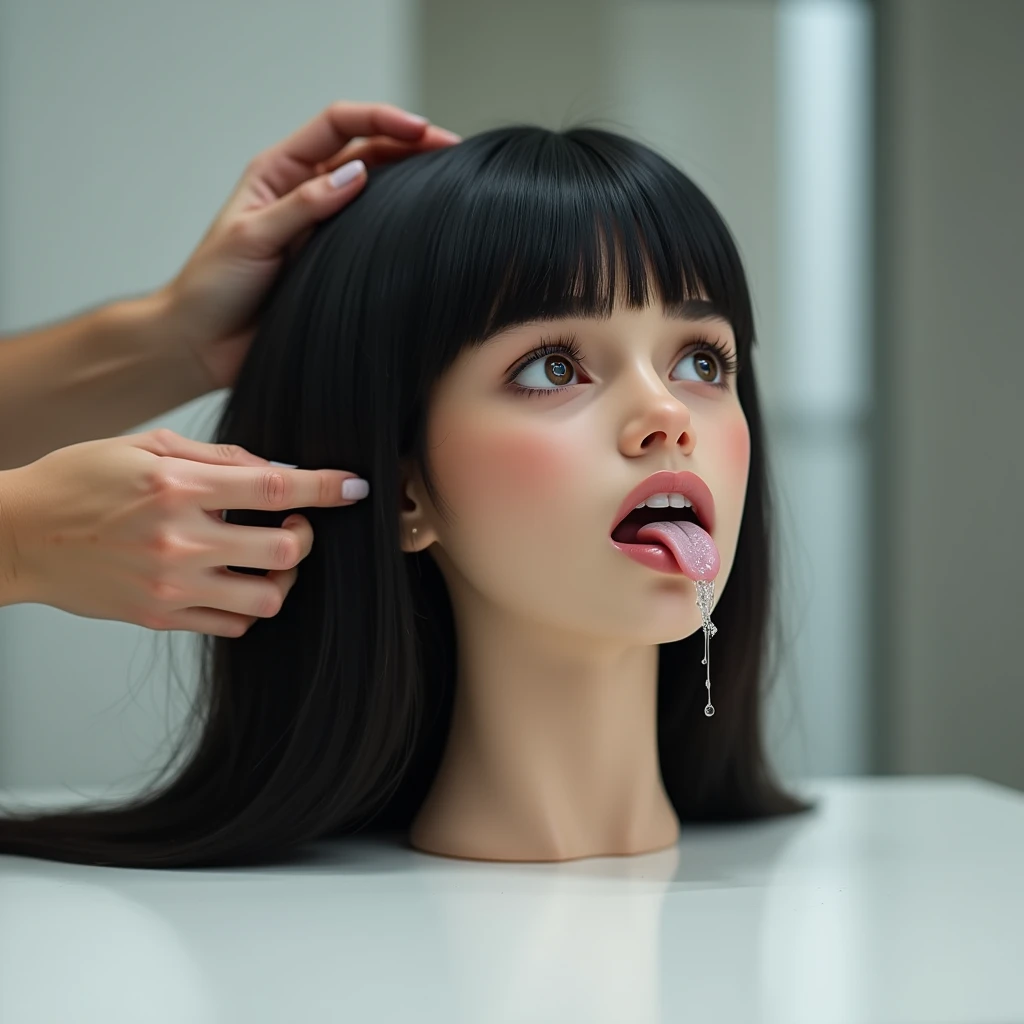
609, 470, 716, 537
608, 470, 720, 580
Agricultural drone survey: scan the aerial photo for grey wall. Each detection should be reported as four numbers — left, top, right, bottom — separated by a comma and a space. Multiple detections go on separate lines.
0, 0, 417, 791
875, 0, 1024, 789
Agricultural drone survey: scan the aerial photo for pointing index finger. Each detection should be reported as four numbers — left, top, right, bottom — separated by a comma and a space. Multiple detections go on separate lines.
190, 462, 370, 511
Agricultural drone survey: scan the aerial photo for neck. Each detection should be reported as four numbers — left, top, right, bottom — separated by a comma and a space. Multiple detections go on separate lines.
408, 597, 680, 862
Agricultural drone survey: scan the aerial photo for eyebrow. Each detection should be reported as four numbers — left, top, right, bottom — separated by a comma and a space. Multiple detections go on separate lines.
483, 299, 732, 345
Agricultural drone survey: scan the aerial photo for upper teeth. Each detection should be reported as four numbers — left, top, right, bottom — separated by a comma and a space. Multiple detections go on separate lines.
635, 492, 693, 509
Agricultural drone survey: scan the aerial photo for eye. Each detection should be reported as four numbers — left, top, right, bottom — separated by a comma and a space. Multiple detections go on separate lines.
511, 352, 581, 390
505, 334, 588, 397
675, 349, 722, 385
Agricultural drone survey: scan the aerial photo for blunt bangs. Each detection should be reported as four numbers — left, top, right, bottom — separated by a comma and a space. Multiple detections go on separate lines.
360, 125, 755, 369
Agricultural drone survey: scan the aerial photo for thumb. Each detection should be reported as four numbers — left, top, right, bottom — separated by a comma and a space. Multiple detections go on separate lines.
244, 159, 367, 254
136, 428, 273, 468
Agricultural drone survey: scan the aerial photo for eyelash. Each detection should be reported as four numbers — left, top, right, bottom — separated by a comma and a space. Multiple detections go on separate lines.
503, 332, 740, 398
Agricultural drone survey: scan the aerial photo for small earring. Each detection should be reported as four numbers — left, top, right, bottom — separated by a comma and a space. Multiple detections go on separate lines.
695, 579, 718, 717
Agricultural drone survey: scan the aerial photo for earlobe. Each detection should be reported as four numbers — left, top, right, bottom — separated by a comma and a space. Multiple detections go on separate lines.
402, 520, 439, 553
399, 514, 424, 552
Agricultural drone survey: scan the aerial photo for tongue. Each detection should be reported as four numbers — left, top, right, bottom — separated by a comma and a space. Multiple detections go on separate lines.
636, 520, 720, 580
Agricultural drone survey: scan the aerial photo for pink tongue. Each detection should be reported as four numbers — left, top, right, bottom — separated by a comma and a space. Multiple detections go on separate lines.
636, 520, 720, 580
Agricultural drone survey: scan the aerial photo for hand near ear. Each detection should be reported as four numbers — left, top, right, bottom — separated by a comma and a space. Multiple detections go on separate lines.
0, 428, 369, 636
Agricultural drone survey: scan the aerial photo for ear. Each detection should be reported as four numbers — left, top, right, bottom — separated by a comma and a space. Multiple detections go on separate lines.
397, 458, 438, 553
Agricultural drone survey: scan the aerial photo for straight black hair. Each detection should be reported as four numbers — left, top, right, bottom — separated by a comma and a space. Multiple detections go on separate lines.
0, 125, 814, 867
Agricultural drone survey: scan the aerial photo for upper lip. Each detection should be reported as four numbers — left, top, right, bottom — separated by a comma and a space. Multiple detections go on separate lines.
609, 470, 716, 536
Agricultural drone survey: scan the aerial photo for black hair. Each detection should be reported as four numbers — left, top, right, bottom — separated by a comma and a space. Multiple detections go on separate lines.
0, 125, 814, 867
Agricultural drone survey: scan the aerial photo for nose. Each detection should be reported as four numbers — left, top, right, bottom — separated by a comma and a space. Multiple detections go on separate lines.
619, 380, 695, 456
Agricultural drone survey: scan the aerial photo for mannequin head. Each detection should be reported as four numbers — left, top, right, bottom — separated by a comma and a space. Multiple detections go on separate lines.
0, 125, 812, 868
402, 298, 749, 651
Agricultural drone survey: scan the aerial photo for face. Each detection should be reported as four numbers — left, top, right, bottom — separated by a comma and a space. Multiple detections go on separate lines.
401, 300, 751, 646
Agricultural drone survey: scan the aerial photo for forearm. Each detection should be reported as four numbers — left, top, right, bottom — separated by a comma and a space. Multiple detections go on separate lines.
0, 291, 213, 470
0, 467, 28, 606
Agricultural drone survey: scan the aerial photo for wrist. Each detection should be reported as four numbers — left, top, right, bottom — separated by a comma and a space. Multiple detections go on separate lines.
110, 288, 218, 404
0, 467, 37, 607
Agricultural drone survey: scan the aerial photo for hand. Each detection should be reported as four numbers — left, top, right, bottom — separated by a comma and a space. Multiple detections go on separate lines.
157, 101, 461, 391
0, 428, 369, 636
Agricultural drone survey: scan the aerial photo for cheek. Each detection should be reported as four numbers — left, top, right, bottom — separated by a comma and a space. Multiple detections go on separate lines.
719, 416, 751, 534
724, 417, 751, 471
433, 418, 578, 519
488, 430, 573, 489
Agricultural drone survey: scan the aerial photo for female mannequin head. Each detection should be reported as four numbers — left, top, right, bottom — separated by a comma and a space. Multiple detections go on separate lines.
0, 125, 812, 868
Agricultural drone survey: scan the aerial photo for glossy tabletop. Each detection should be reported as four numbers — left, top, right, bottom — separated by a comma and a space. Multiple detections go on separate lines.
1, 775, 1022, 1023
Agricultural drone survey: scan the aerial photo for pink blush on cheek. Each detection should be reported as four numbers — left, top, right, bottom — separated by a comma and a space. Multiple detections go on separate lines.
722, 417, 751, 468
482, 431, 576, 495
434, 425, 578, 521
431, 427, 577, 543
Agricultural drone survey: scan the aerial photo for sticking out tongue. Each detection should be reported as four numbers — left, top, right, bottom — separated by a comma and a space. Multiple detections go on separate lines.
636, 520, 720, 581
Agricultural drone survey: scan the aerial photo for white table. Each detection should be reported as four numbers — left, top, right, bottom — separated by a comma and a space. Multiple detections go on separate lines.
1, 775, 1022, 1023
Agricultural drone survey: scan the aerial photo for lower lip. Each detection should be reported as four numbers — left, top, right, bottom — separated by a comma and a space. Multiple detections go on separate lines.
610, 539, 684, 575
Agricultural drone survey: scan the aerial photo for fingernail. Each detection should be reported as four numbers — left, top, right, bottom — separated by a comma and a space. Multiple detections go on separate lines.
329, 159, 366, 189
342, 477, 370, 500
269, 460, 298, 469
405, 113, 430, 125
436, 128, 463, 142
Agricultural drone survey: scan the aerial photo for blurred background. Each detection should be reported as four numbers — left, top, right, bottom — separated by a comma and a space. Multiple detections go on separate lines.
0, 0, 1020, 799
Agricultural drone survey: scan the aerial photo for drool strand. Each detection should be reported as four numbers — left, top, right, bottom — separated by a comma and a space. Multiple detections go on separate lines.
694, 579, 717, 717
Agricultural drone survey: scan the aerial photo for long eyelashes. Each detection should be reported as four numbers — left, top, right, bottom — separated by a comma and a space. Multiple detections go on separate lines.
503, 331, 740, 398
503, 334, 587, 397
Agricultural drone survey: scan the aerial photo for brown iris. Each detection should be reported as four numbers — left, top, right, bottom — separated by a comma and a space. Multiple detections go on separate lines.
694, 354, 716, 383
544, 356, 572, 385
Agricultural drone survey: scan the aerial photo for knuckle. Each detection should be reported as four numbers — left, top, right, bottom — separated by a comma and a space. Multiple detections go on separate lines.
146, 529, 181, 561
149, 427, 179, 451
147, 528, 177, 552
319, 472, 337, 507
296, 180, 321, 207
257, 469, 290, 509
245, 153, 267, 177
140, 609, 172, 631
143, 467, 178, 501
216, 443, 244, 462
255, 587, 284, 618
226, 216, 257, 247
146, 576, 184, 603
272, 533, 301, 569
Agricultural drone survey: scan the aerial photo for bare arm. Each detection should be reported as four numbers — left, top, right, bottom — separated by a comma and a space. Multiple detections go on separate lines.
0, 290, 212, 470
0, 468, 24, 605
0, 103, 460, 473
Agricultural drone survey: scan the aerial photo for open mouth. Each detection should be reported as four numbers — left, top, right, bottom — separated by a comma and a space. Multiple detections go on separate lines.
610, 503, 704, 544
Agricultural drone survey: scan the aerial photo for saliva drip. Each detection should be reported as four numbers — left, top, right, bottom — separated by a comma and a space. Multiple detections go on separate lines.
694, 579, 717, 717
